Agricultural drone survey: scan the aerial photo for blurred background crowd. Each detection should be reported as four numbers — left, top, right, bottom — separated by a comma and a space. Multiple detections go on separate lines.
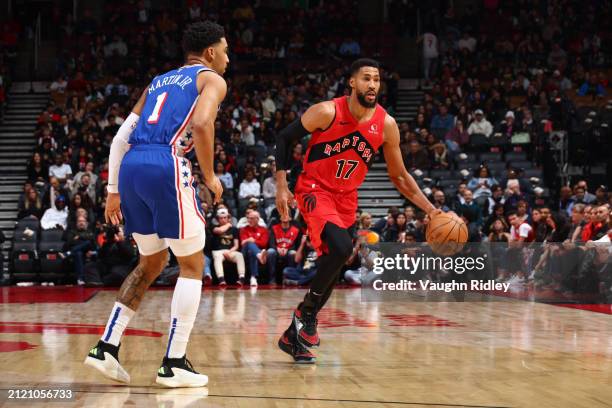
1, 0, 610, 299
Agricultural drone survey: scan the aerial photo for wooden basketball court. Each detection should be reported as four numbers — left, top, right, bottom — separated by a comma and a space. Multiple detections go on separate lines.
0, 286, 611, 407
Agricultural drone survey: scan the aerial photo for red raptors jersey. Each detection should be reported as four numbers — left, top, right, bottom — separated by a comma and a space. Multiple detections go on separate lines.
300, 96, 386, 192
271, 224, 300, 249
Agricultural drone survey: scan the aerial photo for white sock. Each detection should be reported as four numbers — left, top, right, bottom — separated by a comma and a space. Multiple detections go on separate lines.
101, 302, 135, 347
166, 277, 202, 358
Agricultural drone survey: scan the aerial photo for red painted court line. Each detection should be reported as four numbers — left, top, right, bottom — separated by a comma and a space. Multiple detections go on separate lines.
0, 321, 162, 337
553, 304, 612, 315
0, 287, 99, 303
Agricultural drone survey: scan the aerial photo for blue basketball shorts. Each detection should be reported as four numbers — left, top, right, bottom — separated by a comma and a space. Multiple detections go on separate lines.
119, 144, 206, 240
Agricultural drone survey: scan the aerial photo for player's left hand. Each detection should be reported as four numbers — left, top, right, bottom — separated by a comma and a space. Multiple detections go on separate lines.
105, 192, 123, 225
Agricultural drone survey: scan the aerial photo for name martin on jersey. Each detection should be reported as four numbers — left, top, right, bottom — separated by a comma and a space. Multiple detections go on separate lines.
148, 74, 193, 94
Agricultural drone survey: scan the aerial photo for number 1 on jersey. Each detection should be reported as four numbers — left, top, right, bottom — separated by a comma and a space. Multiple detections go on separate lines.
147, 92, 168, 124
335, 159, 358, 179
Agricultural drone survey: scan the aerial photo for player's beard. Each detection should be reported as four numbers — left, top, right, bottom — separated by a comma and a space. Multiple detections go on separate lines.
356, 90, 378, 108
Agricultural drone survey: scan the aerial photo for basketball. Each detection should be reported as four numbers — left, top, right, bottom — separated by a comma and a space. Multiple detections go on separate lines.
426, 212, 468, 256
365, 231, 380, 245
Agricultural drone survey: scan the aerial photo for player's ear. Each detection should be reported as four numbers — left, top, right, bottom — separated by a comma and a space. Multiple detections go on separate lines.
349, 76, 355, 89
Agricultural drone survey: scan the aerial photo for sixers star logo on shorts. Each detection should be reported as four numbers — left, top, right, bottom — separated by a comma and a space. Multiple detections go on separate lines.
303, 193, 317, 213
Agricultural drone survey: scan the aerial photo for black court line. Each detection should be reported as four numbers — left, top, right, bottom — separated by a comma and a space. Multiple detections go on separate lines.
0, 387, 511, 408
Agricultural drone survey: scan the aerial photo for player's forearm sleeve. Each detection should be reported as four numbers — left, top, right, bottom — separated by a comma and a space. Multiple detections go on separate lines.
107, 112, 139, 193
275, 118, 309, 170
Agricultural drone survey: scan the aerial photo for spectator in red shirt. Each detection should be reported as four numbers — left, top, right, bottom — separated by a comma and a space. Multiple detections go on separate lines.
267, 214, 301, 284
582, 205, 609, 242
240, 210, 268, 287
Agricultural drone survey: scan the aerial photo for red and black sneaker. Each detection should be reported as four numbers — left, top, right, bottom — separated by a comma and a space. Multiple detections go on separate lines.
293, 308, 320, 348
277, 323, 316, 364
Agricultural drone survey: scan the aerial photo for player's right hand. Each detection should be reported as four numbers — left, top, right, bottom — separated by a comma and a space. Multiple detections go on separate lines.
105, 192, 123, 225
276, 186, 294, 219
205, 175, 223, 205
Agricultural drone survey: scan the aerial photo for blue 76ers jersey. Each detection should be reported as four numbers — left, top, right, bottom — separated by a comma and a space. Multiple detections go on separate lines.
130, 64, 212, 155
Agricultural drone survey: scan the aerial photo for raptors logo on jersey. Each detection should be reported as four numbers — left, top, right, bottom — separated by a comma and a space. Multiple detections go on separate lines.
299, 96, 386, 192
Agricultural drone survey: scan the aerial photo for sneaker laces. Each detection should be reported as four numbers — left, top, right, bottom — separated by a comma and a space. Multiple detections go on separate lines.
184, 357, 198, 374
302, 311, 318, 334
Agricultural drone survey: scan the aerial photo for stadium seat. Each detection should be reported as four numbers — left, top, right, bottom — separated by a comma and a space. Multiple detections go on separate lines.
523, 168, 544, 179
469, 134, 489, 150
508, 160, 533, 170
438, 178, 461, 188
15, 217, 40, 233
479, 152, 503, 163
11, 241, 38, 281
505, 151, 527, 162
13, 229, 37, 243
430, 169, 453, 179
41, 229, 64, 242
39, 242, 66, 279
484, 161, 507, 174
489, 133, 509, 147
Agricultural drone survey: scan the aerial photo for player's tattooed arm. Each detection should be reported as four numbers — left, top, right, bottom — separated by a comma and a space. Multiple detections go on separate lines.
382, 114, 438, 216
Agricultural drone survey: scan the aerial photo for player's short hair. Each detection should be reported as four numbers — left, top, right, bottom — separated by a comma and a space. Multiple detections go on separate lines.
350, 58, 380, 76
182, 21, 225, 55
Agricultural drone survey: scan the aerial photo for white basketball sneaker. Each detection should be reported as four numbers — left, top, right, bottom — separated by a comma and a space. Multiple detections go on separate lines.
84, 340, 131, 383
155, 355, 208, 388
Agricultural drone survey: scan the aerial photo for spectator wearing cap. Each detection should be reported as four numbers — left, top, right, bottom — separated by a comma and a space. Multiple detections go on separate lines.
467, 109, 493, 137
267, 214, 301, 284
239, 210, 269, 287
41, 196, 69, 230
211, 208, 246, 286
498, 111, 521, 138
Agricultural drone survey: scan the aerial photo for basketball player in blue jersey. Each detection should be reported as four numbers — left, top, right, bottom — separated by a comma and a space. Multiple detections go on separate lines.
84, 21, 228, 388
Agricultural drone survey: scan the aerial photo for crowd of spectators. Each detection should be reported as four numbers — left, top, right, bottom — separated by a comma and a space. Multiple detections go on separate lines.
377, 0, 612, 293
10, 2, 612, 297
14, 2, 399, 287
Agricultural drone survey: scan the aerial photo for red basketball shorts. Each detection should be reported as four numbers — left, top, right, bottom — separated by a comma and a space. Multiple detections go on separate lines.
295, 175, 357, 255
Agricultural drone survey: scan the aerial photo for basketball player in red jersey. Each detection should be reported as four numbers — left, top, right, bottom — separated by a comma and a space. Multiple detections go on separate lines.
275, 59, 441, 363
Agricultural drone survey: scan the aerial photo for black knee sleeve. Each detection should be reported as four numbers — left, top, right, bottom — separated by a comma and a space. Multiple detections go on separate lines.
322, 223, 353, 263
